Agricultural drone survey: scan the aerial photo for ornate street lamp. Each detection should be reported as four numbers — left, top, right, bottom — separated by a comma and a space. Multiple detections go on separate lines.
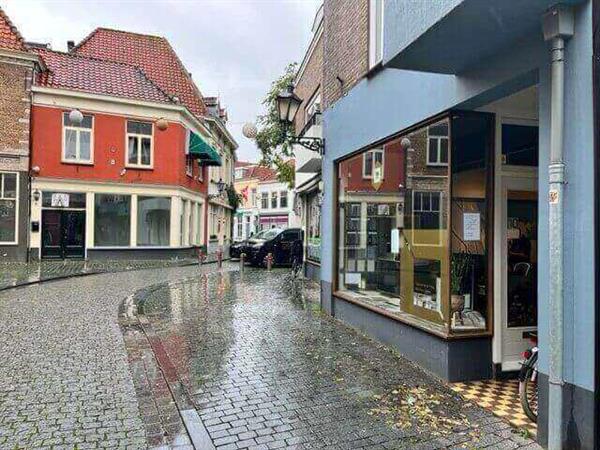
275, 84, 324, 154
216, 178, 226, 194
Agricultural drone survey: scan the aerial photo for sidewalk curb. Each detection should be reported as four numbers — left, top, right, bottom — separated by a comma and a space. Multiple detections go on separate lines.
0, 259, 228, 293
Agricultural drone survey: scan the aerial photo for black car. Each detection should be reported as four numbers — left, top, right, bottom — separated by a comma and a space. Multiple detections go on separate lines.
246, 228, 303, 267
229, 229, 271, 259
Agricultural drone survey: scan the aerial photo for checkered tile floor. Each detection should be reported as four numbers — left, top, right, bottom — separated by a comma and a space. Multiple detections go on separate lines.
451, 379, 537, 437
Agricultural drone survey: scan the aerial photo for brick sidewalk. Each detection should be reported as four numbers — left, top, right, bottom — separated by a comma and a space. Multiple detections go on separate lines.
125, 268, 541, 450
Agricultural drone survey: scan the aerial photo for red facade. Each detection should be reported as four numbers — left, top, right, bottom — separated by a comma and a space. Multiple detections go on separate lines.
31, 105, 207, 193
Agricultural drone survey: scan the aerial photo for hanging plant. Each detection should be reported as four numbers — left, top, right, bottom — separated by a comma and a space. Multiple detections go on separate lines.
226, 183, 241, 212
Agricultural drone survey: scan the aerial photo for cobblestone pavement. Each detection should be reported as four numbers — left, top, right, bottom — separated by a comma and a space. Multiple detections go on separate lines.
130, 268, 541, 450
0, 259, 201, 291
0, 263, 217, 450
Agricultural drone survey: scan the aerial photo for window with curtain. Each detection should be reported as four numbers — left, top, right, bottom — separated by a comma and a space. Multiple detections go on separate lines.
63, 112, 93, 163
126, 121, 153, 167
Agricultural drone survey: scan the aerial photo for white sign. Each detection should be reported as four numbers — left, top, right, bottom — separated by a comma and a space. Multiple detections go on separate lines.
463, 213, 480, 241
51, 193, 70, 208
391, 229, 400, 253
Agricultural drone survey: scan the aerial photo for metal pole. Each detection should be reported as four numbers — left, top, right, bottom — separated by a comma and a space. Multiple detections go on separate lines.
548, 35, 566, 450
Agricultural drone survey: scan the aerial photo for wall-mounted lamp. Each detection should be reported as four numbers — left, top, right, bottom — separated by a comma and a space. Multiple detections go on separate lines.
32, 189, 41, 203
30, 165, 40, 174
119, 168, 127, 176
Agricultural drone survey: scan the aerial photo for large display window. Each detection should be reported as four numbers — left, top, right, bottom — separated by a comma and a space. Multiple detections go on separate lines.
336, 112, 493, 337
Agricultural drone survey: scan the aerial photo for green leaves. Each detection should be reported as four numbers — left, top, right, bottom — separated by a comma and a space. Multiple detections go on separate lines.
255, 62, 298, 188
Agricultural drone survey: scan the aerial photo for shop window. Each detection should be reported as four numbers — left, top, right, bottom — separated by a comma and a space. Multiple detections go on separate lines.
307, 192, 321, 262
261, 192, 268, 209
126, 120, 153, 168
336, 113, 492, 337
362, 149, 383, 178
279, 191, 288, 209
94, 194, 131, 246
427, 121, 449, 166
63, 112, 93, 164
0, 172, 18, 243
137, 196, 171, 246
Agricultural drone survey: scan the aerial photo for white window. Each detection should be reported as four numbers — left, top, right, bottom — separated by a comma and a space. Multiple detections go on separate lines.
261, 192, 269, 209
369, 0, 384, 69
427, 121, 449, 166
412, 190, 442, 246
198, 165, 204, 182
0, 172, 18, 244
271, 192, 278, 209
362, 149, 384, 178
251, 188, 257, 207
279, 191, 288, 209
304, 90, 321, 124
63, 112, 93, 164
186, 156, 193, 177
126, 120, 153, 168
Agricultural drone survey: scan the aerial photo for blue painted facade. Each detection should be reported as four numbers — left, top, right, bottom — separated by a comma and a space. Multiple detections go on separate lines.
320, 1, 594, 447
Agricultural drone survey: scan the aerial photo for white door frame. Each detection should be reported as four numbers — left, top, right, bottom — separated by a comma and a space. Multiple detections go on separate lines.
492, 116, 539, 370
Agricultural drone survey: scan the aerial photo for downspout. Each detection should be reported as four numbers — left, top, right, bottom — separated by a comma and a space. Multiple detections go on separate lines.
542, 5, 574, 449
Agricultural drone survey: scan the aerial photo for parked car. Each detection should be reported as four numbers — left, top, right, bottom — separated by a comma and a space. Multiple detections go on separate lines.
230, 229, 270, 259
246, 228, 303, 267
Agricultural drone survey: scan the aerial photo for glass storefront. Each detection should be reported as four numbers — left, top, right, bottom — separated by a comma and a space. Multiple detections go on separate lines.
137, 196, 171, 246
94, 194, 131, 246
306, 191, 321, 262
336, 112, 493, 337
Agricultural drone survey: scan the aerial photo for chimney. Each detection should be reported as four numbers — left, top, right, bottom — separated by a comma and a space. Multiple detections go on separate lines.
67, 40, 75, 51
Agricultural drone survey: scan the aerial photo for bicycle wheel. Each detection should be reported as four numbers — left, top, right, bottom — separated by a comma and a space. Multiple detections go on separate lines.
519, 354, 538, 422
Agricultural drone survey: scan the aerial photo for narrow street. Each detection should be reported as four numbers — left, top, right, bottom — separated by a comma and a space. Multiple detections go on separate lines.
0, 264, 540, 449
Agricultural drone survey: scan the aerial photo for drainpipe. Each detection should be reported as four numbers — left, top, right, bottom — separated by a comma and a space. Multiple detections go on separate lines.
542, 5, 574, 449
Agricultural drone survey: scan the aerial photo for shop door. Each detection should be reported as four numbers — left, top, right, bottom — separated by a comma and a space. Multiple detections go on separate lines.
501, 179, 538, 371
41, 210, 85, 259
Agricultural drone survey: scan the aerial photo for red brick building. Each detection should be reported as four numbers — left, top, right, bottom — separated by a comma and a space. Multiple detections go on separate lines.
24, 27, 236, 260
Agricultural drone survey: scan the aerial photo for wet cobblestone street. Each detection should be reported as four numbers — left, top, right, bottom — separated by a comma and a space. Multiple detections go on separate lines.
129, 267, 541, 450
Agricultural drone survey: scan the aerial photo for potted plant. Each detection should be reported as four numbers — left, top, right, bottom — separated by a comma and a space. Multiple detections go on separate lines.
450, 251, 472, 316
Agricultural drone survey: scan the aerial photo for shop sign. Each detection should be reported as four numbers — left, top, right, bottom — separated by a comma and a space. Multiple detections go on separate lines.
51, 193, 70, 208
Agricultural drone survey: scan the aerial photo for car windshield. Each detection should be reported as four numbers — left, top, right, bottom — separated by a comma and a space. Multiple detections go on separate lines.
262, 228, 283, 240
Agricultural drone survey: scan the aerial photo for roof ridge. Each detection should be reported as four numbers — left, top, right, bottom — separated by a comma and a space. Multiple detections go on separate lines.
72, 27, 166, 52
0, 6, 28, 52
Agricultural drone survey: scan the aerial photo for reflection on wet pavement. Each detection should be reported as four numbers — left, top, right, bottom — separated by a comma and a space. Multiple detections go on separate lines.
129, 267, 539, 449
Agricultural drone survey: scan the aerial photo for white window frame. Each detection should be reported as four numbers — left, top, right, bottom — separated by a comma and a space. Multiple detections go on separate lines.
362, 149, 384, 179
427, 121, 449, 167
185, 155, 193, 177
270, 192, 278, 209
0, 171, 19, 245
304, 90, 321, 125
261, 192, 269, 209
368, 0, 384, 69
125, 120, 154, 169
279, 191, 288, 209
62, 113, 94, 164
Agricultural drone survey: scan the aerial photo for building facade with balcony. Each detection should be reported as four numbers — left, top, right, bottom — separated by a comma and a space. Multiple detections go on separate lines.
319, 0, 598, 447
26, 27, 229, 261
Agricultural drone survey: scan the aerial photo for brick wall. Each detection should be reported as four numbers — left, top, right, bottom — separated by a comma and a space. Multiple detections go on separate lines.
0, 55, 33, 172
323, 0, 369, 109
293, 32, 323, 135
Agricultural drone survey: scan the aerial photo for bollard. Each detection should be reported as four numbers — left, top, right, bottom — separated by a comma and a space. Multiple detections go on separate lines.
240, 253, 245, 272
266, 252, 273, 271
217, 247, 223, 269
198, 248, 206, 267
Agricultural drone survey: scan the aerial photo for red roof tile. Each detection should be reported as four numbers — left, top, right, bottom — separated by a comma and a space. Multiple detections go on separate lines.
73, 28, 206, 117
0, 7, 28, 52
33, 48, 173, 104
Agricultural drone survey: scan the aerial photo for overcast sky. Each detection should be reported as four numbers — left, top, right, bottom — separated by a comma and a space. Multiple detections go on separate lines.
3, 0, 321, 162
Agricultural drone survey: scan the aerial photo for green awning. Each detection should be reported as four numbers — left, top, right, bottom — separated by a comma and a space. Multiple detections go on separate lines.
188, 131, 222, 166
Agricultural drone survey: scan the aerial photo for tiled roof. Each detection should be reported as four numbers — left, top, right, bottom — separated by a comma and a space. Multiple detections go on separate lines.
33, 48, 173, 104
73, 28, 206, 117
0, 7, 28, 52
235, 161, 254, 168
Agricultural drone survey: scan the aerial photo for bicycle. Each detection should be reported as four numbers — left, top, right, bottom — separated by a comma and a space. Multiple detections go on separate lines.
518, 333, 538, 422
290, 240, 303, 279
